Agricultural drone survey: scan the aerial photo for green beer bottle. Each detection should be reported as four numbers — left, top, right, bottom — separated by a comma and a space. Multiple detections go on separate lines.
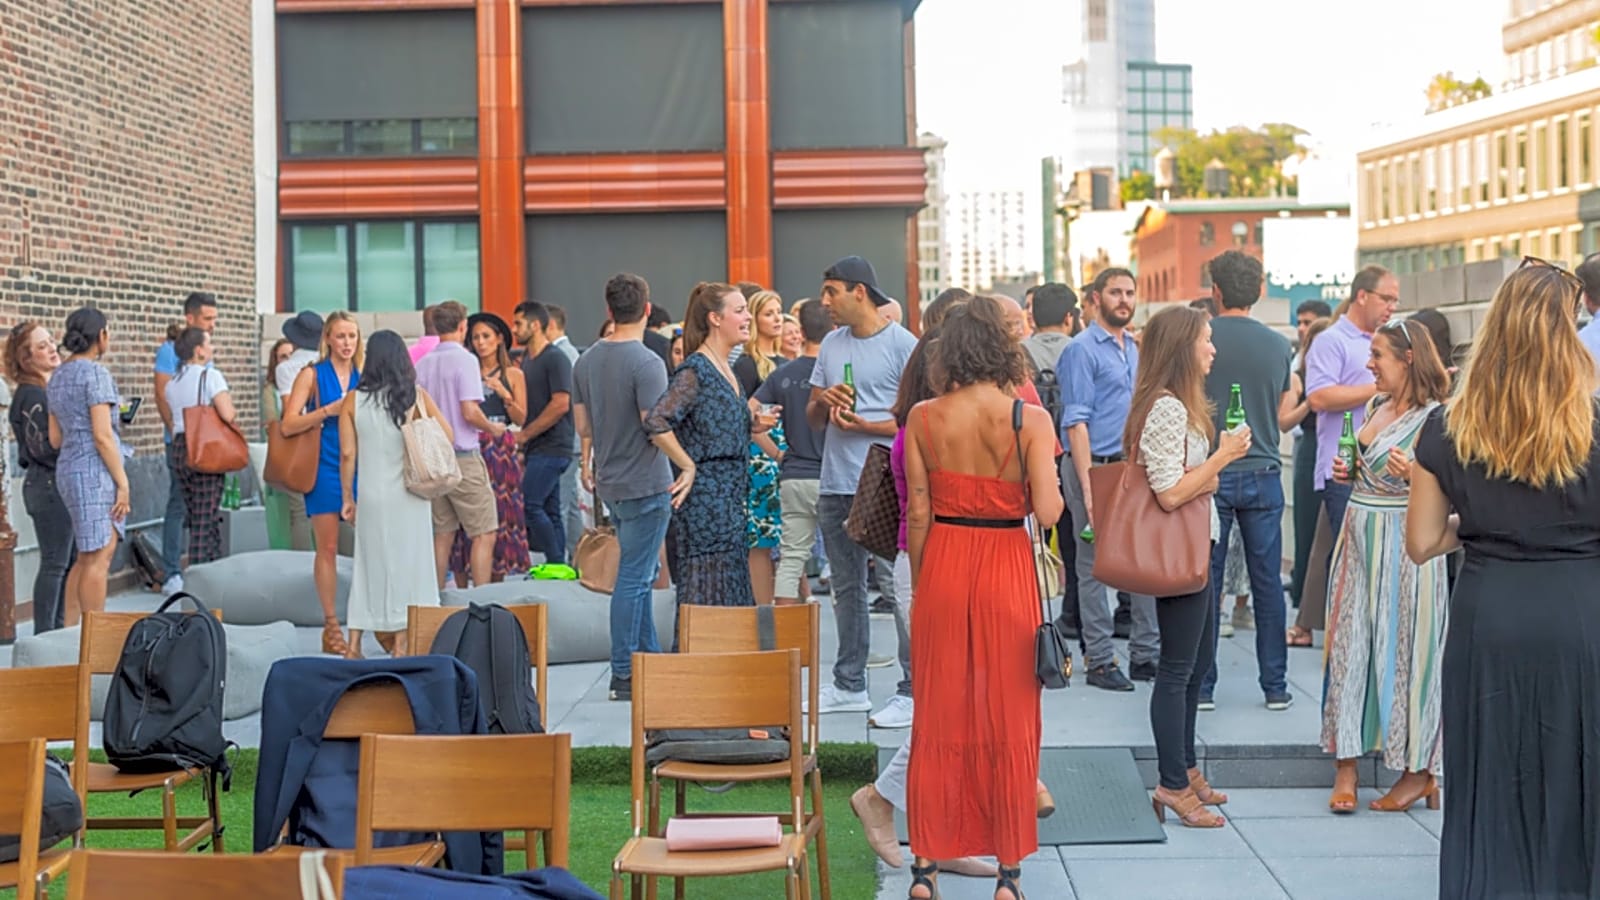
1224, 383, 1246, 431
1079, 523, 1095, 544
842, 363, 856, 412
1337, 411, 1358, 479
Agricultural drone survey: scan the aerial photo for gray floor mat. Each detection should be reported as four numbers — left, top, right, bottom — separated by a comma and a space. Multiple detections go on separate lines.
876, 745, 1167, 846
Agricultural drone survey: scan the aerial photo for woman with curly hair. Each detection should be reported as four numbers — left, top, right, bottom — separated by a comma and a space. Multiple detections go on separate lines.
901, 295, 1062, 900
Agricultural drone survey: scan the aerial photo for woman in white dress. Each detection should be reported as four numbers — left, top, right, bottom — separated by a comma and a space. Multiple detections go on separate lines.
338, 330, 452, 657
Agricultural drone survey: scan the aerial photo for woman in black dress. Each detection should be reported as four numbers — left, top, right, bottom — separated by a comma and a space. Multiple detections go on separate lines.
1407, 261, 1600, 899
646, 282, 780, 612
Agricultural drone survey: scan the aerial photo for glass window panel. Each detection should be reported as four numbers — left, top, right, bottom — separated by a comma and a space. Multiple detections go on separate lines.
419, 118, 477, 154
1558, 118, 1571, 188
355, 221, 417, 312
352, 119, 414, 155
1496, 132, 1508, 199
290, 224, 349, 313
423, 222, 480, 310
1534, 123, 1549, 191
1581, 111, 1594, 184
1516, 129, 1529, 194
1439, 144, 1453, 210
286, 121, 347, 157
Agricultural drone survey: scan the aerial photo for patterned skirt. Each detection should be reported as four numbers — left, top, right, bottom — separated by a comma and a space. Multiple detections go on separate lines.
746, 421, 785, 550
448, 430, 530, 581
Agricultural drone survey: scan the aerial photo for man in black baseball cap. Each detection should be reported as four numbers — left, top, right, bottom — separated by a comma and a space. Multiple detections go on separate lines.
821, 255, 894, 308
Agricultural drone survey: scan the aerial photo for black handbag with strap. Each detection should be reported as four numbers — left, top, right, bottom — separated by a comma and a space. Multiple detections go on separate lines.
1013, 401, 1072, 690
645, 606, 791, 765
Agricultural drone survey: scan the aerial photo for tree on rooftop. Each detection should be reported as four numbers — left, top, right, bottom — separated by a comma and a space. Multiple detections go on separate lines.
1425, 71, 1492, 113
1150, 123, 1308, 199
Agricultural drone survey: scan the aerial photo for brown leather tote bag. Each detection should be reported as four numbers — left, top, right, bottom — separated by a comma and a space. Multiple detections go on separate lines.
182, 371, 250, 474
1088, 435, 1210, 597
264, 378, 319, 494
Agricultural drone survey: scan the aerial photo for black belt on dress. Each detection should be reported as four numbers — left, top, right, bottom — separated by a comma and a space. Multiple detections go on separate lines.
934, 515, 1025, 529
1077, 453, 1124, 464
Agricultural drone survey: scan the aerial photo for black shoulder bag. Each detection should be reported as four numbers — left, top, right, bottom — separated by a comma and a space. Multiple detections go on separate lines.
1014, 400, 1072, 690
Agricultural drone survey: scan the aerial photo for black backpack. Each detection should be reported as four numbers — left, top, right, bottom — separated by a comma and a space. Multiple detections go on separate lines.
1031, 358, 1065, 435
430, 603, 543, 734
103, 592, 230, 782
645, 606, 791, 767
0, 755, 82, 863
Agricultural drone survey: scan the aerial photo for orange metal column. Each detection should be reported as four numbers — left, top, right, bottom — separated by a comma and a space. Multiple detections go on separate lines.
724, 0, 772, 287
477, 0, 525, 322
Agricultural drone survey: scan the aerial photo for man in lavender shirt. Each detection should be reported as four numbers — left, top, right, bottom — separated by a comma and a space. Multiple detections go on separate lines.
415, 300, 507, 588
1575, 254, 1600, 373
1305, 265, 1398, 532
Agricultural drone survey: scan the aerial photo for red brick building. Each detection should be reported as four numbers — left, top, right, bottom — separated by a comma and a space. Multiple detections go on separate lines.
1131, 199, 1350, 304
0, 1, 257, 627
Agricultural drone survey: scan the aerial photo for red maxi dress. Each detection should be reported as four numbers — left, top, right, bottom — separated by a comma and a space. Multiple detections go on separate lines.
906, 408, 1043, 863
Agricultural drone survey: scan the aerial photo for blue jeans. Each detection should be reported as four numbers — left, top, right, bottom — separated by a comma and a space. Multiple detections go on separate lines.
162, 446, 186, 576
522, 454, 571, 566
1201, 469, 1288, 697
818, 493, 871, 693
609, 492, 672, 680
1322, 480, 1353, 536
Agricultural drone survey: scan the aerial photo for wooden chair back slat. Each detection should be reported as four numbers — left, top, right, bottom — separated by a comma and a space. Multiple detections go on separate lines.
677, 603, 821, 750
405, 603, 548, 708
65, 849, 344, 900
355, 733, 571, 865
0, 666, 79, 743
78, 609, 222, 675
0, 739, 46, 836
322, 681, 416, 739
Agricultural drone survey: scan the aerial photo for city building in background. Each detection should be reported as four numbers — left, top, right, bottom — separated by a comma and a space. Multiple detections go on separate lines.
1131, 197, 1350, 308
1056, 0, 1192, 177
1263, 215, 1357, 322
917, 132, 951, 309
272, 0, 928, 339
952, 189, 1029, 291
1356, 0, 1600, 274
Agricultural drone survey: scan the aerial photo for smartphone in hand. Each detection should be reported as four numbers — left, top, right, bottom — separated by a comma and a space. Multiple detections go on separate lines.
118, 396, 142, 425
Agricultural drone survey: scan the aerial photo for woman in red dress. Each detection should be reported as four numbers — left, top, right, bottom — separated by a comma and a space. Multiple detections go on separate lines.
903, 296, 1063, 900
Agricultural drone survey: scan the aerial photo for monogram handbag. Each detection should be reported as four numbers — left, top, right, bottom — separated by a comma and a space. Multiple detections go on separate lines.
844, 442, 900, 560
1088, 430, 1210, 597
182, 371, 249, 474
1012, 401, 1071, 690
575, 488, 620, 595
265, 379, 319, 494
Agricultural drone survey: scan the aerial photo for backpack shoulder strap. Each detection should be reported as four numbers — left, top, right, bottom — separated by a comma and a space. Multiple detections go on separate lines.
487, 605, 537, 731
756, 604, 776, 652
430, 606, 471, 655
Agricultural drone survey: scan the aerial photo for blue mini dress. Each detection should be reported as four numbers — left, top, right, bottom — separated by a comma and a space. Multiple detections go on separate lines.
304, 359, 358, 517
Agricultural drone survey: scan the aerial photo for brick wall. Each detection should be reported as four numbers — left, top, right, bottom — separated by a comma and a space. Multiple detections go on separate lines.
0, 1, 257, 462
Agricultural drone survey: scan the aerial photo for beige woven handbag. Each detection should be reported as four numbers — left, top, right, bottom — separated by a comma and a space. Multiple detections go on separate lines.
401, 397, 462, 499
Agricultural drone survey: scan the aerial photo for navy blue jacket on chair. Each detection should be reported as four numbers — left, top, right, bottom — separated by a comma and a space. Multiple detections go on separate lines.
252, 655, 501, 874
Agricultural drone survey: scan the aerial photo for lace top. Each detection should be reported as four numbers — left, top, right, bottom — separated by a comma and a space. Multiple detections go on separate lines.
1137, 393, 1218, 541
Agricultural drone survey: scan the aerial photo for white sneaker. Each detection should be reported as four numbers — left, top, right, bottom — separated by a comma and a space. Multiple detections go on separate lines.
805, 684, 871, 714
161, 574, 184, 595
869, 695, 914, 729
1218, 616, 1235, 638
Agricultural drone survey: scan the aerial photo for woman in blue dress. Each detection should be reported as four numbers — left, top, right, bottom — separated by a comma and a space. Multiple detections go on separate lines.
47, 308, 131, 626
646, 283, 780, 616
281, 310, 362, 655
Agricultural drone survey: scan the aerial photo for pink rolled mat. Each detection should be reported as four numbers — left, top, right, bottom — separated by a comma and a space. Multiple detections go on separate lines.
664, 816, 782, 851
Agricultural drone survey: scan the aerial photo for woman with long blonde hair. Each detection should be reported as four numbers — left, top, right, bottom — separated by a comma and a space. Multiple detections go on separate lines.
732, 289, 788, 603
1407, 261, 1600, 898
281, 310, 363, 655
1123, 307, 1250, 829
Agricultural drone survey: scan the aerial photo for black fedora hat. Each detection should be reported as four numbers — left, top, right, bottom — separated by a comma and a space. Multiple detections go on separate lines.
467, 312, 514, 355
282, 310, 324, 351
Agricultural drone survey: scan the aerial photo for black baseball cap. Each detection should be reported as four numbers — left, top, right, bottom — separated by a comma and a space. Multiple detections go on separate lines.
823, 255, 893, 307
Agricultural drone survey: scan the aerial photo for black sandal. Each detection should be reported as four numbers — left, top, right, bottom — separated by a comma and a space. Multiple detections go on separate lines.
909, 860, 940, 899
996, 864, 1025, 900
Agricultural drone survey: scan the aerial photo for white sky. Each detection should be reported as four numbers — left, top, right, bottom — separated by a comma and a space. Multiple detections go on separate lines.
915, 0, 1507, 195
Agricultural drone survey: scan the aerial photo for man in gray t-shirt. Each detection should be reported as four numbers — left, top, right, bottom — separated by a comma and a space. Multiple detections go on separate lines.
571, 273, 675, 702
1197, 251, 1296, 710
806, 256, 918, 716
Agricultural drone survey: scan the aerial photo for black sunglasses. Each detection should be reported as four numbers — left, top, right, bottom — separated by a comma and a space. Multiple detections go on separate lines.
1519, 255, 1584, 292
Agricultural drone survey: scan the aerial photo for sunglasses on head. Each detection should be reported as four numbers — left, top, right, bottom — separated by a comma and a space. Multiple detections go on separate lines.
1379, 318, 1413, 349
1518, 255, 1585, 291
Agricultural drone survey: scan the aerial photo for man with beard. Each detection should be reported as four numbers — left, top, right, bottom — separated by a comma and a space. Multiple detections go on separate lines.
1055, 267, 1159, 691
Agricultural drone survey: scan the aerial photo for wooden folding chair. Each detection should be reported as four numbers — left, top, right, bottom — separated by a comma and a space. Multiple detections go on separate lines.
0, 666, 82, 897
0, 739, 71, 900
406, 602, 550, 855
355, 732, 572, 869
670, 603, 830, 900
610, 650, 810, 900
65, 848, 343, 899
78, 611, 224, 853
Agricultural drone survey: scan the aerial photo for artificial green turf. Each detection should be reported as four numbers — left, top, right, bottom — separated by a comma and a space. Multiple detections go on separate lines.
7, 745, 882, 899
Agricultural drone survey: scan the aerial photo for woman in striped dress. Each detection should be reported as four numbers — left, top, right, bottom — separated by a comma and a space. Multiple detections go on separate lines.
1321, 318, 1450, 814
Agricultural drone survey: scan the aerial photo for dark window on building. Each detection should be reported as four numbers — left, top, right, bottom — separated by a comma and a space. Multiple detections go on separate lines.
526, 213, 727, 344
279, 11, 477, 156
1198, 222, 1214, 246
1199, 262, 1212, 290
771, 209, 910, 310
1254, 221, 1265, 246
523, 6, 723, 153
770, 0, 906, 150
286, 220, 480, 313
1231, 221, 1249, 247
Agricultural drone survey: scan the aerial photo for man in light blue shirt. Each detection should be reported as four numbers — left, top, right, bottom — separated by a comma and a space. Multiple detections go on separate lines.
1576, 255, 1600, 374
151, 291, 217, 593
1055, 267, 1158, 692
